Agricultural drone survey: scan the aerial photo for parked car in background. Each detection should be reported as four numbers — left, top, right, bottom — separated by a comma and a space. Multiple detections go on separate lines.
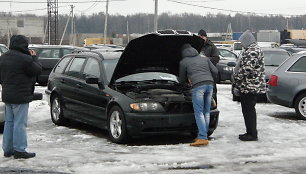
45, 30, 220, 143
29, 45, 89, 86
216, 48, 237, 83
279, 46, 306, 55
85, 44, 124, 51
0, 85, 4, 132
0, 44, 8, 56
232, 47, 291, 102
267, 53, 306, 119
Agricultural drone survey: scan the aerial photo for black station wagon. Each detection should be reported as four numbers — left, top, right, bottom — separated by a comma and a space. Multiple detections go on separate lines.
45, 30, 220, 143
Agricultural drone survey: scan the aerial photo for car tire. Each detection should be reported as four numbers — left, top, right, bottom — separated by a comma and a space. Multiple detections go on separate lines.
50, 95, 68, 126
294, 93, 306, 120
107, 106, 130, 144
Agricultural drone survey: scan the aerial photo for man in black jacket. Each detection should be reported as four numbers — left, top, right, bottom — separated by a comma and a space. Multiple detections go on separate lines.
198, 29, 220, 66
0, 35, 42, 159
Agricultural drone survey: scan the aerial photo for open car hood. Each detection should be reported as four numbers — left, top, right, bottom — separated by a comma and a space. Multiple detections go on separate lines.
110, 31, 204, 84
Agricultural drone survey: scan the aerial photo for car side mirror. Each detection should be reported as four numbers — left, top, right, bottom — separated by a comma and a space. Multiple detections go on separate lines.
227, 62, 236, 67
85, 77, 105, 89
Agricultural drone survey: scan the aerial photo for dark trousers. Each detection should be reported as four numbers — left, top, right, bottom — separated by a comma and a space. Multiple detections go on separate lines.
240, 93, 258, 138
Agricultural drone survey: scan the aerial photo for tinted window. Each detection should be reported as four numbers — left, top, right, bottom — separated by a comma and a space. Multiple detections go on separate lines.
288, 56, 306, 72
219, 49, 237, 58
63, 48, 74, 56
83, 58, 100, 78
103, 59, 119, 81
54, 56, 72, 73
264, 51, 290, 66
38, 48, 61, 58
64, 57, 86, 78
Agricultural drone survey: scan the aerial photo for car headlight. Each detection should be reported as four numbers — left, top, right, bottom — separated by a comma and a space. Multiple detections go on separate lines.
223, 66, 233, 71
130, 102, 165, 112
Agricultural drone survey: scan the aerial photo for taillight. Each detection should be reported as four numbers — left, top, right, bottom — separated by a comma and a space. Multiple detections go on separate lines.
269, 75, 278, 86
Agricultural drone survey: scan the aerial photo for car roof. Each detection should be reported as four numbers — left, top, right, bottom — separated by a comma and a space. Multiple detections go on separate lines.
29, 44, 82, 49
66, 50, 122, 60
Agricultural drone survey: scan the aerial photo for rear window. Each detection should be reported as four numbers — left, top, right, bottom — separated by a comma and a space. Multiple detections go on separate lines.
288, 56, 306, 72
264, 51, 290, 66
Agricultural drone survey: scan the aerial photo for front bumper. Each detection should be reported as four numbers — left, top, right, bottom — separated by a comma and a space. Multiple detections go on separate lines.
125, 109, 219, 136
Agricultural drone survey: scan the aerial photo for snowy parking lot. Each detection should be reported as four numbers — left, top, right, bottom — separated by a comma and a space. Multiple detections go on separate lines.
1, 84, 306, 174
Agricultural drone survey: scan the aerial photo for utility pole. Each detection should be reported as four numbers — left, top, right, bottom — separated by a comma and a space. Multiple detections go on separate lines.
70, 5, 75, 45
126, 20, 130, 43
47, 0, 58, 45
154, 0, 158, 32
104, 0, 109, 45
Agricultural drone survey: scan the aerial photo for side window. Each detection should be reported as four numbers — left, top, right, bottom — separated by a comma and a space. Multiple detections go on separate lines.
288, 56, 306, 72
38, 48, 60, 58
64, 57, 86, 78
0, 46, 8, 53
54, 56, 72, 73
63, 48, 74, 56
82, 58, 101, 79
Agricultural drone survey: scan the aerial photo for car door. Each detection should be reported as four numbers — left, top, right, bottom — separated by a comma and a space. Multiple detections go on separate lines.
60, 56, 86, 118
76, 57, 109, 126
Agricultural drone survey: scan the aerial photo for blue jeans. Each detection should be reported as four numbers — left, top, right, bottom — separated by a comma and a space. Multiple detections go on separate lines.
192, 85, 213, 140
2, 103, 29, 154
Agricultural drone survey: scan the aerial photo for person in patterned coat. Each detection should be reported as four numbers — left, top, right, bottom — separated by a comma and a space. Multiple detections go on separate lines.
232, 30, 265, 141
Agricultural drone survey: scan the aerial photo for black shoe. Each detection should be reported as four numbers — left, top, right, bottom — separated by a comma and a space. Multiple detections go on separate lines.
239, 134, 258, 141
4, 152, 13, 158
13, 151, 36, 159
239, 133, 248, 138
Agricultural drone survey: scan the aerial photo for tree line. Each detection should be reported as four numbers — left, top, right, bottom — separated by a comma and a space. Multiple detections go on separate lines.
60, 12, 306, 36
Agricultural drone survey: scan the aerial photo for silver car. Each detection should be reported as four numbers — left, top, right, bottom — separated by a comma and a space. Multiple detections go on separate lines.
267, 53, 306, 119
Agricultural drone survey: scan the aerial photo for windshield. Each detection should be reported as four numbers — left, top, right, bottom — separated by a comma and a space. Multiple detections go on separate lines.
264, 51, 290, 66
116, 72, 178, 83
103, 59, 119, 82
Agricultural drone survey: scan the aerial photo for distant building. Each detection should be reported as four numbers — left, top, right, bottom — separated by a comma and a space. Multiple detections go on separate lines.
0, 14, 44, 43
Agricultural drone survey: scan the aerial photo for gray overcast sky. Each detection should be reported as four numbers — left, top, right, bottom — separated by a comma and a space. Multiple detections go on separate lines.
0, 0, 305, 16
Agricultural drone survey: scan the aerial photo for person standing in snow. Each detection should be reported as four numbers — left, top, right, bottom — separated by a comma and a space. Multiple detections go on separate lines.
179, 43, 218, 146
232, 30, 265, 141
0, 35, 42, 159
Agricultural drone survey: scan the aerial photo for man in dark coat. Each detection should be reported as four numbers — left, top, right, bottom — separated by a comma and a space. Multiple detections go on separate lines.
0, 35, 42, 159
198, 29, 220, 66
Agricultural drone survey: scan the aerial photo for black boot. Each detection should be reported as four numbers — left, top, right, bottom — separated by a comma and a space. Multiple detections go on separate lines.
14, 151, 36, 159
239, 134, 258, 141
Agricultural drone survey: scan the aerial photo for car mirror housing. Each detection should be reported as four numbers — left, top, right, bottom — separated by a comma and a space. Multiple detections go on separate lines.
85, 77, 104, 89
227, 62, 236, 67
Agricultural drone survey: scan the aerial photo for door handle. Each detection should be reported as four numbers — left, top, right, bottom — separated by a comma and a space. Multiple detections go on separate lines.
60, 79, 65, 83
76, 83, 83, 88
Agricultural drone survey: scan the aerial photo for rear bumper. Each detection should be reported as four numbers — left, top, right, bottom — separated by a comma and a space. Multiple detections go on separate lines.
125, 109, 219, 136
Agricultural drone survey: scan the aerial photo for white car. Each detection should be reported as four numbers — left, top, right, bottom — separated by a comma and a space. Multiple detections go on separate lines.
0, 85, 4, 131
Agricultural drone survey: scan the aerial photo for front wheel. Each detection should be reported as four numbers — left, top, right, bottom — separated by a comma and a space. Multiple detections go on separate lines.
294, 93, 306, 120
50, 95, 68, 126
107, 106, 130, 143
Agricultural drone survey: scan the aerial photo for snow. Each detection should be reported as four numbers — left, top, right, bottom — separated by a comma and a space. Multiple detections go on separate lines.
1, 84, 306, 174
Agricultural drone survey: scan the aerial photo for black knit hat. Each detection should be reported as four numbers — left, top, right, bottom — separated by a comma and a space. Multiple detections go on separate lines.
198, 29, 207, 37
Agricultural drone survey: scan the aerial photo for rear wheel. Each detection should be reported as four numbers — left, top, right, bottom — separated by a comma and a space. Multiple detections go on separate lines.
294, 93, 306, 120
50, 95, 68, 126
107, 106, 130, 143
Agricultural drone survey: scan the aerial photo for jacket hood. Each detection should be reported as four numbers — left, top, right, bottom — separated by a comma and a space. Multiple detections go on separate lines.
239, 30, 256, 48
9, 35, 30, 55
110, 33, 203, 84
181, 44, 199, 58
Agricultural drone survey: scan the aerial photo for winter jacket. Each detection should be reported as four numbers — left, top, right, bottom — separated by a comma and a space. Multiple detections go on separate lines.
179, 44, 218, 89
0, 35, 42, 104
200, 40, 220, 66
232, 30, 265, 95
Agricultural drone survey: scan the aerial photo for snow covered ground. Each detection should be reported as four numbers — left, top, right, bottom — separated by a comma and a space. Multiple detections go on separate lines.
1, 84, 306, 174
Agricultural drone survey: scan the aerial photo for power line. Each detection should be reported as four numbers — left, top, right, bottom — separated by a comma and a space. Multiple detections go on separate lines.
1, 5, 69, 13
167, 0, 303, 17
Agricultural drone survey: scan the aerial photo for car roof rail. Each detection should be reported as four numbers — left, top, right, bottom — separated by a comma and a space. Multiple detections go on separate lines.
72, 50, 104, 59
156, 29, 192, 35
